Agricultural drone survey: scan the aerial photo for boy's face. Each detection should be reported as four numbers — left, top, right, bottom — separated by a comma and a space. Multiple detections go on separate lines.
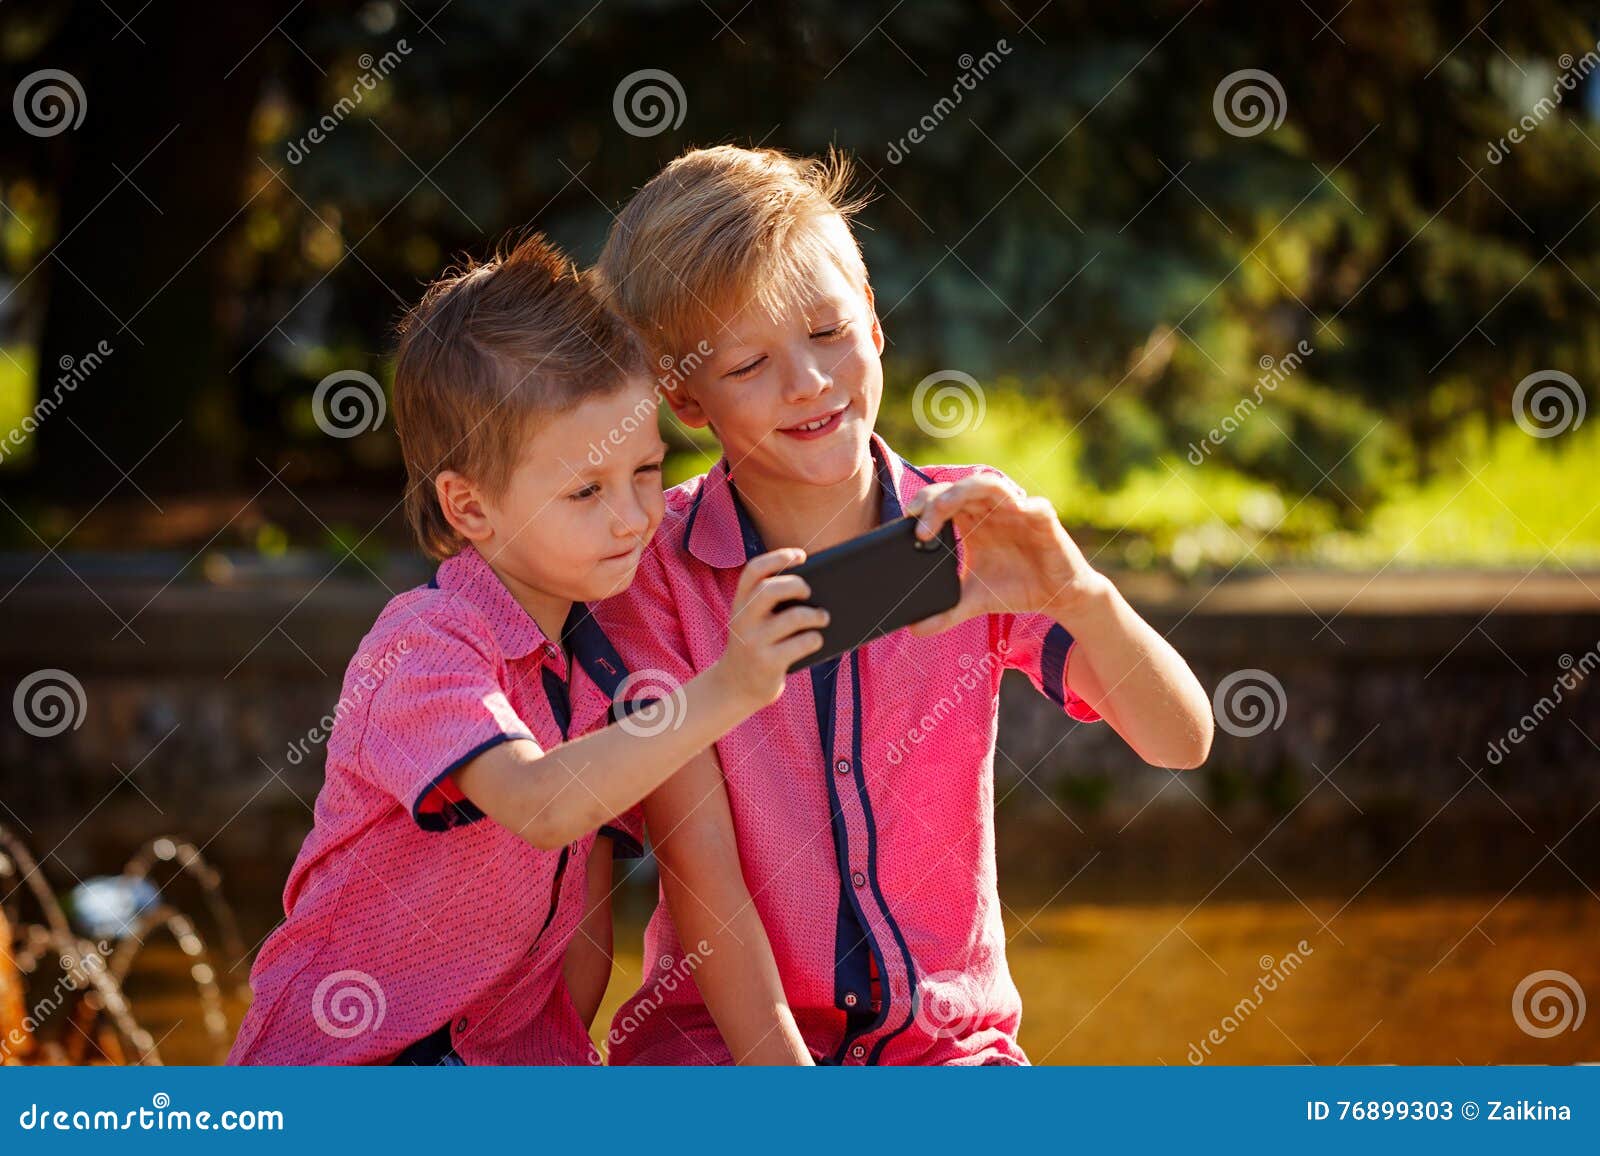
669, 227, 885, 492
451, 377, 667, 603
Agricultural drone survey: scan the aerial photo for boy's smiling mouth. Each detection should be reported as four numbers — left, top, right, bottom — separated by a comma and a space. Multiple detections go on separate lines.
778, 403, 849, 440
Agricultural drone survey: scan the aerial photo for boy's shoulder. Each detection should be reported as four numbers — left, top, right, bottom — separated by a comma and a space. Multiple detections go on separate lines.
344, 578, 502, 689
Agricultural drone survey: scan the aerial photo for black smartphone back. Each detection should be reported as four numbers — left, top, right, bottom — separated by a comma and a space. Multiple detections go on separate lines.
779, 516, 961, 672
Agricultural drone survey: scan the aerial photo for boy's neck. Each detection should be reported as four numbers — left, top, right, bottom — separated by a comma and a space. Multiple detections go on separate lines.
478, 548, 572, 654
732, 453, 881, 554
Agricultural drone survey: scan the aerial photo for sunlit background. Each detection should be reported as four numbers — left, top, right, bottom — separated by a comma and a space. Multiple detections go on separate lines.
0, 0, 1596, 1066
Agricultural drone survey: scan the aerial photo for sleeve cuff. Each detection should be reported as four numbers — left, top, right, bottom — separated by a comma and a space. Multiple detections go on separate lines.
597, 824, 645, 859
1042, 624, 1102, 724
410, 732, 534, 832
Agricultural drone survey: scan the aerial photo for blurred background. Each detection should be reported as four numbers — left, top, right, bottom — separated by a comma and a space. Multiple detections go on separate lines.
0, 0, 1596, 1065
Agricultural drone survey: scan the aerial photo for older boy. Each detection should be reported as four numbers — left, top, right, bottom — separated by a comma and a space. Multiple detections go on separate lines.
594, 147, 1213, 1065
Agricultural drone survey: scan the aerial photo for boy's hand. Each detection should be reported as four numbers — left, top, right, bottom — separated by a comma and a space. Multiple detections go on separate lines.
905, 475, 1107, 635
711, 547, 828, 708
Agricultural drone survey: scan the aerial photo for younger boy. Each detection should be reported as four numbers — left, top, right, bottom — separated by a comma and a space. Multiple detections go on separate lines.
229, 234, 828, 1065
593, 147, 1214, 1065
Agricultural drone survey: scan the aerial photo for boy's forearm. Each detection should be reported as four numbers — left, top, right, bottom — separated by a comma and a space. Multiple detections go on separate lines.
457, 661, 754, 849
658, 855, 812, 1065
645, 750, 813, 1065
1050, 574, 1214, 769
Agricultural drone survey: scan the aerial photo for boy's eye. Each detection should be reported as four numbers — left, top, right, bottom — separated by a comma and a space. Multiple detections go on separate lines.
812, 319, 851, 340
635, 461, 663, 477
568, 483, 600, 501
725, 355, 765, 380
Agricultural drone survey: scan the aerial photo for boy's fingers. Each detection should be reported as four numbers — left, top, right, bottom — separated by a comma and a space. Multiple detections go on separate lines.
753, 574, 811, 610
771, 604, 829, 637
777, 630, 826, 664
743, 547, 806, 586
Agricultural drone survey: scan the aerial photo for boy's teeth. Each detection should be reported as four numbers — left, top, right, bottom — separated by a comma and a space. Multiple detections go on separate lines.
794, 414, 833, 431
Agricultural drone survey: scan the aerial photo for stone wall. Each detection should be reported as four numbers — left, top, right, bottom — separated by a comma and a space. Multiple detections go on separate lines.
2, 557, 1596, 907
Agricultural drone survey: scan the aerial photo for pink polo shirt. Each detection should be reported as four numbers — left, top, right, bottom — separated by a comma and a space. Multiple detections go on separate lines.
229, 545, 642, 1066
595, 434, 1100, 1066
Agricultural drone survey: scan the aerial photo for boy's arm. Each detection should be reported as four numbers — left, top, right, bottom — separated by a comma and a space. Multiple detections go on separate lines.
645, 748, 813, 1065
455, 548, 826, 849
907, 475, 1213, 770
562, 836, 616, 1029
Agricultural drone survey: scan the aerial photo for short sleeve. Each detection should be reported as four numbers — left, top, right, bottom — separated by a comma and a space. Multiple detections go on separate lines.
994, 611, 1102, 724
598, 806, 646, 859
356, 612, 540, 831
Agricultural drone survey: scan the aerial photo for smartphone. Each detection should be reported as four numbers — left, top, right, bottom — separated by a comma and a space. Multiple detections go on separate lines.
778, 516, 961, 672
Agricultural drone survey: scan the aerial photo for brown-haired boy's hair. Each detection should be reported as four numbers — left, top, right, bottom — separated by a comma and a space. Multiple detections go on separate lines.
392, 232, 648, 560
596, 145, 871, 363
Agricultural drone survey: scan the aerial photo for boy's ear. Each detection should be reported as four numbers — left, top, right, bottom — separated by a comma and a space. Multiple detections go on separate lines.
435, 471, 494, 544
865, 283, 885, 355
659, 378, 710, 428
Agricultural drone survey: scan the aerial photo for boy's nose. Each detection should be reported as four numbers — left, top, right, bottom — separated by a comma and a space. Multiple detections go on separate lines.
783, 357, 831, 402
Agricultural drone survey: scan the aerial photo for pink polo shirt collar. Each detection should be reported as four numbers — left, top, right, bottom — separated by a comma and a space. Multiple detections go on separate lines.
682, 433, 922, 568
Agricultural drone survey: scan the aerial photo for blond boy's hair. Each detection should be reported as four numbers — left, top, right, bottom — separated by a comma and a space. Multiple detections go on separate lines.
596, 145, 871, 362
393, 233, 647, 559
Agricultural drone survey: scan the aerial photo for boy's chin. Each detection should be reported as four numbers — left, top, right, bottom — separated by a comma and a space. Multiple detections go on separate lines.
581, 564, 641, 602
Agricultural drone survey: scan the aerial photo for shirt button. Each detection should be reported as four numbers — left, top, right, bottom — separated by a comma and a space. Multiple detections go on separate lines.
843, 992, 858, 1008
850, 1043, 866, 1060
834, 758, 851, 776
850, 870, 866, 889
455, 1017, 469, 1033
